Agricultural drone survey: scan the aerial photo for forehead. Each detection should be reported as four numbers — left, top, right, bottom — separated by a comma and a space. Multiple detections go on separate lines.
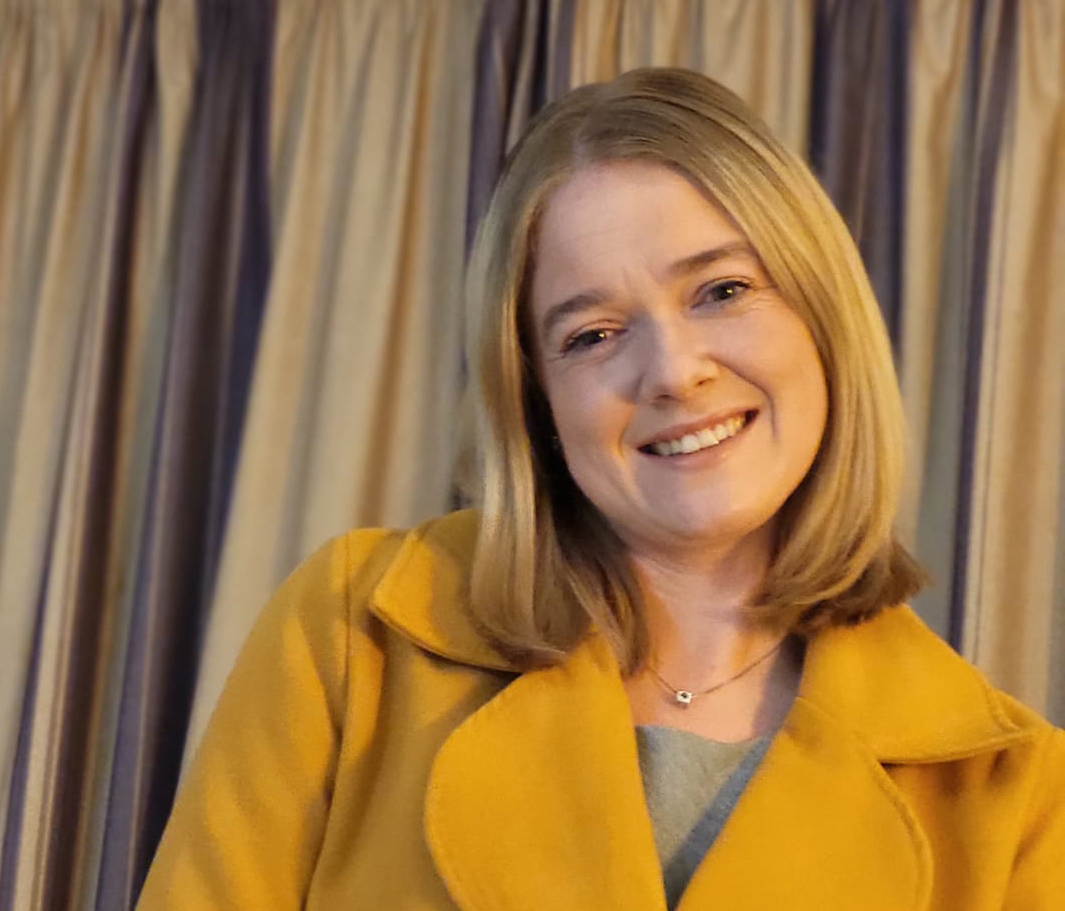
529, 161, 750, 303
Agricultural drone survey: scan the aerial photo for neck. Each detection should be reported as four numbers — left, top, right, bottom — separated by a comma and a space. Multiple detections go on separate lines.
628, 523, 779, 681
621, 521, 802, 740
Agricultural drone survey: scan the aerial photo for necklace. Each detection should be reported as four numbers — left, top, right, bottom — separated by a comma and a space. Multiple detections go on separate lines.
648, 639, 785, 707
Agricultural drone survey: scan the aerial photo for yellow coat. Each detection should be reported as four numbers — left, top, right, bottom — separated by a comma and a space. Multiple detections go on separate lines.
138, 510, 1065, 910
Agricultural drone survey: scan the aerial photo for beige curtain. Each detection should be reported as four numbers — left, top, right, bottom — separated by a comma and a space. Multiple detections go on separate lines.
959, 0, 1065, 716
903, 0, 1065, 718
0, 0, 124, 848
0, 0, 201, 905
898, 0, 973, 549
567, 0, 814, 152
182, 0, 488, 762
0, 0, 189, 891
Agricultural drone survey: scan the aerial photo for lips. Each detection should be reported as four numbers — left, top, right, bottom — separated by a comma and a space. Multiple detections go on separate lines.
637, 409, 758, 456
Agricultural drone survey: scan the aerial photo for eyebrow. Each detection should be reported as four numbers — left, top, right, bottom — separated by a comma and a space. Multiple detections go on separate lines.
539, 240, 756, 339
668, 241, 755, 277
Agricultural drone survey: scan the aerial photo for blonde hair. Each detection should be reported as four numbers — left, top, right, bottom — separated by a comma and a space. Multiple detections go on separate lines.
462, 68, 925, 673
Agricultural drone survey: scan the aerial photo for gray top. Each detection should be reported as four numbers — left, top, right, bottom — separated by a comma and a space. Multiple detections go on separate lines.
635, 726, 771, 910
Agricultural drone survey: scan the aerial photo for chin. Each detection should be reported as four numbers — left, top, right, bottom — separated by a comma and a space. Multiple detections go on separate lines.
645, 503, 778, 552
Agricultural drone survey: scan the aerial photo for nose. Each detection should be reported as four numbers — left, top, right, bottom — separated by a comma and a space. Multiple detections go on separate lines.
636, 316, 720, 402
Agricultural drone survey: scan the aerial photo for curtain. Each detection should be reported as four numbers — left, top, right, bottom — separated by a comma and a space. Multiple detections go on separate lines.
1, 2, 204, 909
0, 1, 1061, 908
182, 0, 485, 781
957, 0, 1065, 721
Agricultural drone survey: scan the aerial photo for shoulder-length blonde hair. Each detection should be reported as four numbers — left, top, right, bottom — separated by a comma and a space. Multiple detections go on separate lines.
461, 67, 925, 673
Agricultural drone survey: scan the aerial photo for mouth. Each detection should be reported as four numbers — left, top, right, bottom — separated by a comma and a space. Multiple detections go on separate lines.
637, 409, 757, 457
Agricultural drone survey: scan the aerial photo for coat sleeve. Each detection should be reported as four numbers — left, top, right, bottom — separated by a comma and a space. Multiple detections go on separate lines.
135, 529, 394, 910
1005, 727, 1065, 910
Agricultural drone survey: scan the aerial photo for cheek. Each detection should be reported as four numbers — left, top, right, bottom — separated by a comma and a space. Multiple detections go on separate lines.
795, 338, 829, 422
544, 372, 621, 461
549, 382, 598, 442
780, 339, 829, 449
758, 317, 827, 411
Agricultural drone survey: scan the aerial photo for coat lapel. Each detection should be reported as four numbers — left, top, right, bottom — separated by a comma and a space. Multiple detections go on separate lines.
678, 695, 932, 910
675, 607, 1032, 910
424, 634, 668, 911
423, 631, 936, 911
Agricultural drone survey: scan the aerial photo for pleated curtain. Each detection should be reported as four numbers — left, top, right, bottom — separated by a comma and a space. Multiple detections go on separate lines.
0, 1, 1062, 909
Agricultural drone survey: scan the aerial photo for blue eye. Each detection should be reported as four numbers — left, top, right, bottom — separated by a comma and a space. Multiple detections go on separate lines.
563, 328, 616, 353
699, 279, 751, 306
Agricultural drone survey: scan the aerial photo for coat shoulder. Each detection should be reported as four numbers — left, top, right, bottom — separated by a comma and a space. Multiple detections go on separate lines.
989, 688, 1065, 789
311, 508, 479, 624
331, 509, 478, 588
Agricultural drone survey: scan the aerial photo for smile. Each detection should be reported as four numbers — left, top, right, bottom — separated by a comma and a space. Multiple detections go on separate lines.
640, 411, 754, 457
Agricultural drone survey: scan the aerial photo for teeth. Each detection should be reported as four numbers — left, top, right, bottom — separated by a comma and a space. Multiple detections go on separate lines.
648, 413, 748, 457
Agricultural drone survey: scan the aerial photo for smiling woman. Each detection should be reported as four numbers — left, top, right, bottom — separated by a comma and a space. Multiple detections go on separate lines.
529, 162, 828, 604
137, 69, 1065, 911
465, 69, 923, 679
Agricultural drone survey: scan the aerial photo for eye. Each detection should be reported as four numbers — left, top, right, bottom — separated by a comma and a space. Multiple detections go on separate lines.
697, 279, 752, 307
562, 327, 618, 353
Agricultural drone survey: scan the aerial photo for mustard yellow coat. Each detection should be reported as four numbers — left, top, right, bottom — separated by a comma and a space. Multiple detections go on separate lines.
137, 510, 1065, 910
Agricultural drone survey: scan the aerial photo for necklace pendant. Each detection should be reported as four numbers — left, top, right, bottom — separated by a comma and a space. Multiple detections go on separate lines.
674, 689, 694, 706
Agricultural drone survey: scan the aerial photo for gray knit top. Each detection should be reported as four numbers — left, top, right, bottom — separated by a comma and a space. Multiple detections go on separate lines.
634, 726, 772, 910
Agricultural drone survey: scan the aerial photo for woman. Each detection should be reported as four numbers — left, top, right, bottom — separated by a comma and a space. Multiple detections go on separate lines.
137, 68, 1064, 910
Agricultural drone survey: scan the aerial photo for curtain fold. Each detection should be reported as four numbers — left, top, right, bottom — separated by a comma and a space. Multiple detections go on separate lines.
898, 0, 974, 601
0, 1, 146, 901
567, 0, 815, 152
466, 0, 575, 251
960, 0, 1065, 718
182, 0, 487, 764
0, 1, 208, 908
808, 0, 910, 343
807, 0, 970, 642
92, 2, 276, 908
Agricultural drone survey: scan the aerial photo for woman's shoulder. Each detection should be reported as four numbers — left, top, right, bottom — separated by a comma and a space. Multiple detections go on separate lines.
802, 604, 1061, 760
319, 508, 480, 576
285, 508, 481, 608
287, 509, 510, 671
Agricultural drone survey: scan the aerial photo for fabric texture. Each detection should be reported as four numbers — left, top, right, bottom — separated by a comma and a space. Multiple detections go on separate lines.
136, 510, 1065, 911
182, 0, 485, 773
635, 727, 770, 910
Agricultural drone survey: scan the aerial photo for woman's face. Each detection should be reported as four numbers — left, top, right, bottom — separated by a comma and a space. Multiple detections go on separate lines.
528, 161, 829, 560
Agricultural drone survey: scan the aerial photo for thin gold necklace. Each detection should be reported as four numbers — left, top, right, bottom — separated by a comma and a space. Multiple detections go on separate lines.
648, 639, 785, 708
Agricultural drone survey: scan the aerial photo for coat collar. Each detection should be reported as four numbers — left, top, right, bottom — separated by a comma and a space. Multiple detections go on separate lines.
370, 511, 1038, 911
369, 509, 1032, 763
